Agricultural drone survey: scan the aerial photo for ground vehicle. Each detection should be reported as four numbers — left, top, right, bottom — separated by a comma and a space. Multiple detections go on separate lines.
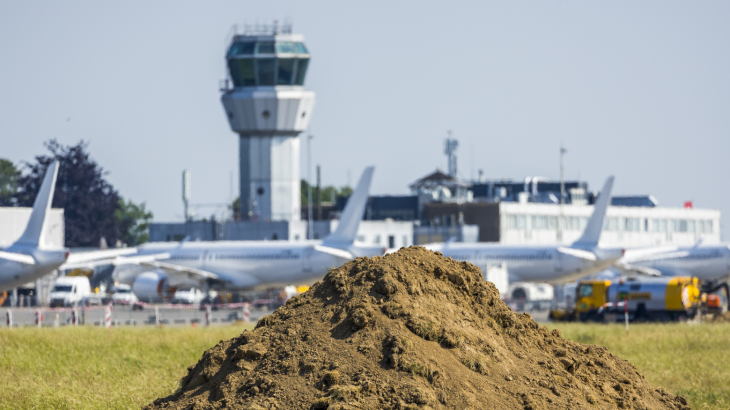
111, 284, 138, 305
574, 276, 700, 322
171, 287, 205, 304
509, 282, 554, 311
49, 276, 91, 307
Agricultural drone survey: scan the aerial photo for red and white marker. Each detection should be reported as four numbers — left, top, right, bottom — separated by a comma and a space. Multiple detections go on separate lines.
104, 304, 112, 328
624, 296, 629, 336
6, 310, 12, 328
242, 303, 251, 323
35, 310, 43, 328
205, 305, 212, 326
71, 309, 78, 326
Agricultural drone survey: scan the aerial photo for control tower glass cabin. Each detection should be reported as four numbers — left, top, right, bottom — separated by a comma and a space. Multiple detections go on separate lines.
221, 30, 315, 222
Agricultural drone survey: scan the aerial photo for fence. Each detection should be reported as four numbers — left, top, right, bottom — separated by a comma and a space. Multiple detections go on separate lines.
1, 300, 275, 328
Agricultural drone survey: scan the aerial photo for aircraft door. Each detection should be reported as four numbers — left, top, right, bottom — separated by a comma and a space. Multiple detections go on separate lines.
302, 247, 313, 273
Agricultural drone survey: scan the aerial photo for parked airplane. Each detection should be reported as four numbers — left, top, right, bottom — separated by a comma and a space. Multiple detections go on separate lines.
423, 177, 624, 283
0, 161, 134, 292
110, 167, 381, 301
618, 243, 730, 280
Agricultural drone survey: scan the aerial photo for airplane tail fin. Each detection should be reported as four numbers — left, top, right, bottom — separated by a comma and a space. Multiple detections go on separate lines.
322, 167, 374, 247
572, 176, 614, 249
14, 161, 59, 249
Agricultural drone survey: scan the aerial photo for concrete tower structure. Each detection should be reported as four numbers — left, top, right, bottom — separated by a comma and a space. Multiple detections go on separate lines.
221, 24, 315, 221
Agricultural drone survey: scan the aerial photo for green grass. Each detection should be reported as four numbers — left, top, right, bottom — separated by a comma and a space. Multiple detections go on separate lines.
553, 322, 730, 409
1, 323, 728, 409
0, 325, 252, 410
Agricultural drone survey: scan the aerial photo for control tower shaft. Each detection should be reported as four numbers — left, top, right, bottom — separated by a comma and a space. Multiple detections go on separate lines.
221, 25, 315, 221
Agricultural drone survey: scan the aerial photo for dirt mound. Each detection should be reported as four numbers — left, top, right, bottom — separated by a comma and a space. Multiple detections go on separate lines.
146, 247, 689, 410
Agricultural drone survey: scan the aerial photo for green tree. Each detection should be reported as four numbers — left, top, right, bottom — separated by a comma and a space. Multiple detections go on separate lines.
300, 179, 353, 206
16, 140, 124, 247
115, 199, 153, 246
0, 158, 20, 206
230, 196, 241, 220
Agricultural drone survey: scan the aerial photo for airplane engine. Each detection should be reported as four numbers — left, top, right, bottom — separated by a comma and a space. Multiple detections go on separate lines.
132, 271, 177, 303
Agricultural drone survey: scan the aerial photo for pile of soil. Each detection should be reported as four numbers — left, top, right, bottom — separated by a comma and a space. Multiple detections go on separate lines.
147, 247, 689, 410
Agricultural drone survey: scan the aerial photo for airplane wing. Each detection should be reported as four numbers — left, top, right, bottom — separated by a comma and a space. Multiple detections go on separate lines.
557, 247, 597, 261
0, 251, 35, 265
138, 260, 221, 287
63, 248, 138, 266
314, 245, 354, 260
613, 264, 663, 277
112, 253, 171, 265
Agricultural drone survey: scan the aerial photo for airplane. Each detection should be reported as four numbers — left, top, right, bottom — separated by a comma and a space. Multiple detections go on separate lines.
421, 176, 625, 283
617, 242, 730, 294
0, 161, 135, 293
109, 167, 382, 302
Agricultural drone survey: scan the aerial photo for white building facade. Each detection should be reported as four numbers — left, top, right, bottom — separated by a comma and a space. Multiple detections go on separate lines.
500, 202, 720, 247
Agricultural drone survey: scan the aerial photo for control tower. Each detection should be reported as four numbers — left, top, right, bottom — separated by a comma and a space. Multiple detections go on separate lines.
221, 23, 315, 221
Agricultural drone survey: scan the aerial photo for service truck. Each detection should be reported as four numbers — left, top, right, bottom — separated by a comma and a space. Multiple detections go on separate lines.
574, 276, 700, 322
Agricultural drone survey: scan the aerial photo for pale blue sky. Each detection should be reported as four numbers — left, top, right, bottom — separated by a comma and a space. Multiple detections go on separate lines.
1, 2, 728, 239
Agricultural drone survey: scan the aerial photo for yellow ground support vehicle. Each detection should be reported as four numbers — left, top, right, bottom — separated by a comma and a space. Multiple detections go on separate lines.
575, 276, 700, 322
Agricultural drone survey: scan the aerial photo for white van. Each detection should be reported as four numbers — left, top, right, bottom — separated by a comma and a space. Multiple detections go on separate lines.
111, 284, 138, 305
49, 276, 91, 307
172, 287, 206, 305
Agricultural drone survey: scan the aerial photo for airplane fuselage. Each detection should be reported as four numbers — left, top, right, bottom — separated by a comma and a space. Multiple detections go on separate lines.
624, 245, 730, 280
117, 240, 378, 291
0, 247, 68, 291
425, 243, 619, 283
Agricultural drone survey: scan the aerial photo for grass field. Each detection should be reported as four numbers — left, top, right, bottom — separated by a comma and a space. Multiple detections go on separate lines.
552, 322, 730, 409
0, 325, 253, 410
1, 323, 728, 409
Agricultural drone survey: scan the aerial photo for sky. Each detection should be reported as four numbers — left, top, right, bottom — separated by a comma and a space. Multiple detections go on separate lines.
0, 2, 728, 239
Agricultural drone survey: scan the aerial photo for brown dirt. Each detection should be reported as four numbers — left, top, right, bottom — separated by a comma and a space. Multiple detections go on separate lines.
145, 247, 690, 410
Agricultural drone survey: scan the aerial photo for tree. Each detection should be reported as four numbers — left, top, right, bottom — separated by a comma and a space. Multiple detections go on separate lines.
230, 196, 241, 220
115, 199, 153, 246
300, 179, 353, 206
16, 140, 124, 248
0, 158, 20, 206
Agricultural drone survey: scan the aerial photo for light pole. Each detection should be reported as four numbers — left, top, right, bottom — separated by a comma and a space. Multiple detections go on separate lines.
559, 142, 567, 242
307, 134, 314, 240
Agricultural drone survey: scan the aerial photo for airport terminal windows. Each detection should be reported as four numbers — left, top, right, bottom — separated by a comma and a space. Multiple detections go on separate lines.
505, 214, 527, 230
227, 41, 311, 87
651, 219, 668, 232
624, 218, 641, 232
699, 220, 714, 233
687, 220, 696, 233
603, 217, 618, 231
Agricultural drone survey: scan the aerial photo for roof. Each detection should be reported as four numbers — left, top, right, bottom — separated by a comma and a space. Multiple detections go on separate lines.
409, 170, 470, 190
